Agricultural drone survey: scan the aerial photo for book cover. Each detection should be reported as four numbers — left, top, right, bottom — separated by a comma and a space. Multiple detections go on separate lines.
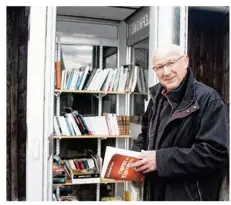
101, 146, 144, 182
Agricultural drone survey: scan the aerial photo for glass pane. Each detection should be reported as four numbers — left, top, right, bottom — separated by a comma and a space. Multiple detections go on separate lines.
130, 38, 149, 120
131, 38, 149, 70
101, 46, 118, 171
102, 46, 118, 114
61, 45, 99, 71
172, 6, 181, 45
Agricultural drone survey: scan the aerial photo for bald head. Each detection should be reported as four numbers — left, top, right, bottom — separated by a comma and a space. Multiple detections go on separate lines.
153, 44, 185, 59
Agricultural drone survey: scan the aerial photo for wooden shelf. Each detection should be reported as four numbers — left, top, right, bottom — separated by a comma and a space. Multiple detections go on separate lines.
54, 179, 125, 186
53, 135, 130, 139
100, 178, 125, 184
55, 89, 128, 94
131, 92, 148, 95
55, 89, 148, 95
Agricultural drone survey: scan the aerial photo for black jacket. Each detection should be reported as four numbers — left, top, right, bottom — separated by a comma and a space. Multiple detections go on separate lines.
132, 68, 229, 201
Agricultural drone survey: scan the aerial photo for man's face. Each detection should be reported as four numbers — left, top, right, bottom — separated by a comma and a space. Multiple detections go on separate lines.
152, 52, 189, 92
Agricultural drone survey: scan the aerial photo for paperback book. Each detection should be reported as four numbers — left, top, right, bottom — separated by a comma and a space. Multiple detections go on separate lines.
101, 146, 144, 182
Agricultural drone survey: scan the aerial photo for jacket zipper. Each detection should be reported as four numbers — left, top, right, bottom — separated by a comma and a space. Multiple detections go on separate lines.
147, 97, 194, 150
167, 102, 194, 124
196, 181, 202, 201
148, 117, 153, 151
158, 102, 194, 146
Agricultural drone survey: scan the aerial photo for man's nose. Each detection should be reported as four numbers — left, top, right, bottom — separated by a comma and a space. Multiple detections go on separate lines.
163, 65, 171, 75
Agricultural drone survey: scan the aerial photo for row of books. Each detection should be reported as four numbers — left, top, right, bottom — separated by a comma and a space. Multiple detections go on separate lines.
64, 157, 100, 180
53, 154, 101, 185
59, 65, 148, 94
54, 111, 130, 136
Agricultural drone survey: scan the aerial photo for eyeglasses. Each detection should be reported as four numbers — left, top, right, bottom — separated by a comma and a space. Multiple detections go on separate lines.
153, 55, 184, 73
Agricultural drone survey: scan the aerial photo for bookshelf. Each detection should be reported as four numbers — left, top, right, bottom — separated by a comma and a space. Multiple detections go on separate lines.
53, 33, 149, 201
54, 92, 130, 200
53, 35, 138, 201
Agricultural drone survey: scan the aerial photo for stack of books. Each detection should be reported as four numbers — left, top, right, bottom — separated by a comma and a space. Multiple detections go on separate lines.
54, 111, 130, 136
53, 155, 66, 184
55, 48, 148, 93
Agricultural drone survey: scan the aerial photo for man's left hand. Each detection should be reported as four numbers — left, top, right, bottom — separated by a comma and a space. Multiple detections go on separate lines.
128, 150, 157, 174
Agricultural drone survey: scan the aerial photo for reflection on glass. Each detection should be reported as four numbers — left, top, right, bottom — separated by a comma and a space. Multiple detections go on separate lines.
131, 38, 149, 120
61, 45, 100, 71
172, 6, 180, 45
131, 38, 149, 70
102, 46, 118, 114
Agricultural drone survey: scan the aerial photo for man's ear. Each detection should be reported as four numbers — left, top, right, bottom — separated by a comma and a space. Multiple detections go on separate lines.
184, 55, 189, 67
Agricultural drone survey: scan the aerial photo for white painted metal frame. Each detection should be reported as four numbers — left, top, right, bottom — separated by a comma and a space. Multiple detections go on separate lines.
115, 21, 128, 198
148, 6, 159, 91
26, 6, 56, 201
57, 14, 120, 26
180, 6, 189, 54
59, 36, 119, 47
43, 7, 57, 201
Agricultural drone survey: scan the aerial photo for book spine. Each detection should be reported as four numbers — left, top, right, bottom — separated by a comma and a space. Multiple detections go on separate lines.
104, 113, 112, 135
125, 116, 129, 135
66, 69, 74, 90
55, 36, 61, 89
55, 61, 61, 89
76, 115, 88, 134
63, 160, 72, 174
72, 112, 85, 135
122, 116, 125, 135
83, 68, 96, 90
76, 71, 83, 90
117, 116, 122, 135
83, 159, 89, 169
54, 116, 61, 136
78, 160, 85, 170
79, 114, 92, 135
53, 178, 66, 184
68, 160, 76, 170
74, 160, 80, 170
63, 164, 71, 179
79, 66, 90, 90
65, 117, 73, 136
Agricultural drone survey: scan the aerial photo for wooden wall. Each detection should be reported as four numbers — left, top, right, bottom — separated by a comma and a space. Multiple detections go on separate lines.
188, 9, 229, 104
7, 7, 28, 200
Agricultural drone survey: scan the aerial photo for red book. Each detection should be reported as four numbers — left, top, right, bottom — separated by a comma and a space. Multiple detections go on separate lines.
101, 146, 144, 182
74, 160, 80, 170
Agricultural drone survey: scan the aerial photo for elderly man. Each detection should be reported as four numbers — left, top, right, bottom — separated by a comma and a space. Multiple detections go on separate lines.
129, 44, 229, 201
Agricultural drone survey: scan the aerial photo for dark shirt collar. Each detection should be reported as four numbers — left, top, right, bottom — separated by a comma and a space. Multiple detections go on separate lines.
161, 70, 189, 103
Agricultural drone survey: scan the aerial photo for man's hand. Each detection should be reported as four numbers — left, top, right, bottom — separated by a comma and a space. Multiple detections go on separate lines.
128, 150, 157, 174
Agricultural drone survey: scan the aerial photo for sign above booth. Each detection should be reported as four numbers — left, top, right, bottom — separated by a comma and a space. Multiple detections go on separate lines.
127, 9, 150, 46
129, 12, 150, 37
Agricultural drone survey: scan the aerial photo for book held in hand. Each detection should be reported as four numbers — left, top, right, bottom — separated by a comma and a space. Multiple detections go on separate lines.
101, 146, 144, 182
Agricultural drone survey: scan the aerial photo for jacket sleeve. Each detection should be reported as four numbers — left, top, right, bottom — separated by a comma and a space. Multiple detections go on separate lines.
131, 99, 153, 152
156, 99, 229, 178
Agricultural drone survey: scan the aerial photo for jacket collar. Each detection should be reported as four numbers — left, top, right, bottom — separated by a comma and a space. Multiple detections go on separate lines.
149, 68, 197, 111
